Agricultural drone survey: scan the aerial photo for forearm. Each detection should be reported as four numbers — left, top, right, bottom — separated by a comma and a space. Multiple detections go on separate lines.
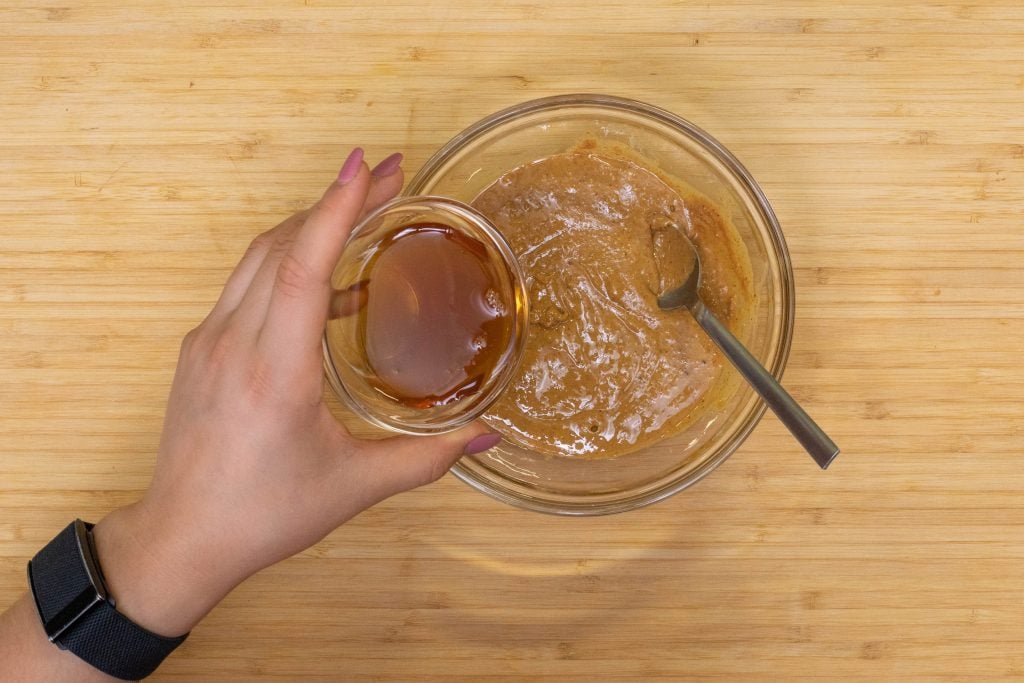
0, 504, 242, 681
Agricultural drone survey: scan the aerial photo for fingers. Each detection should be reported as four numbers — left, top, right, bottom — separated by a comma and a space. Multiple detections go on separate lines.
328, 280, 369, 319
327, 154, 404, 320
254, 149, 373, 386
203, 211, 308, 329
196, 148, 403, 402
345, 424, 502, 503
230, 152, 405, 334
361, 153, 404, 219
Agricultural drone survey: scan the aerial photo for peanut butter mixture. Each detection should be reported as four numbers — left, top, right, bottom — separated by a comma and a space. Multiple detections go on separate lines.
473, 144, 754, 457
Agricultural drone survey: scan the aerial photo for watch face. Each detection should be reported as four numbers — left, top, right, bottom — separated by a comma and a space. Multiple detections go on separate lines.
28, 520, 108, 643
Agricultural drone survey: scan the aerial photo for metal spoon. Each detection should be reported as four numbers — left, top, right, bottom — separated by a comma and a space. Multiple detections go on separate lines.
654, 226, 839, 469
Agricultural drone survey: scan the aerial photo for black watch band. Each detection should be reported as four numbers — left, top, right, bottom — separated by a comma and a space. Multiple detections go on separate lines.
27, 520, 188, 680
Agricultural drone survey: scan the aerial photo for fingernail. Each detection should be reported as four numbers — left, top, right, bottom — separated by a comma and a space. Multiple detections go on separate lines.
337, 147, 365, 185
463, 432, 502, 455
371, 152, 403, 178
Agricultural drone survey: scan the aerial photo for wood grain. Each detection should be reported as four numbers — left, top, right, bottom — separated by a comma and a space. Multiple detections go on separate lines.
2, 1, 1023, 679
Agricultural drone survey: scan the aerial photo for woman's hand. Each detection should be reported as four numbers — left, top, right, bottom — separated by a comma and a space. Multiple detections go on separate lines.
91, 148, 500, 638
1, 149, 504, 681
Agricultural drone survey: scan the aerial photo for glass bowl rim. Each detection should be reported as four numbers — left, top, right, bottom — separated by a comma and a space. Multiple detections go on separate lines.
405, 93, 796, 515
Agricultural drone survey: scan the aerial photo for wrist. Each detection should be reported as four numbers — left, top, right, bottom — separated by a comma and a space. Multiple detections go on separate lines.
91, 503, 245, 637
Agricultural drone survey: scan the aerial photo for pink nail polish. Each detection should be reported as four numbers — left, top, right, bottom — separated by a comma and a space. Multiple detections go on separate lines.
371, 152, 404, 178
337, 147, 365, 185
463, 432, 502, 455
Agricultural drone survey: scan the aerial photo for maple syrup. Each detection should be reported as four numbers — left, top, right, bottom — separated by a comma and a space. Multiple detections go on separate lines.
352, 223, 515, 409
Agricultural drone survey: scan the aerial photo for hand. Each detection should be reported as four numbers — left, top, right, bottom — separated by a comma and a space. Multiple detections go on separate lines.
1, 149, 507, 681
92, 149, 500, 637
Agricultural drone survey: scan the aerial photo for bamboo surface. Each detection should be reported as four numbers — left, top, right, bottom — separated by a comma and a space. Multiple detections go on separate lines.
2, 1, 1024, 680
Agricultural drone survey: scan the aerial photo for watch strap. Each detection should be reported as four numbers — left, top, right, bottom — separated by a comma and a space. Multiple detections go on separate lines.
28, 520, 188, 680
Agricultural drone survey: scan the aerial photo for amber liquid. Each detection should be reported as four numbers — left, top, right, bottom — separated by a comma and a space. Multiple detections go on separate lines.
354, 223, 514, 409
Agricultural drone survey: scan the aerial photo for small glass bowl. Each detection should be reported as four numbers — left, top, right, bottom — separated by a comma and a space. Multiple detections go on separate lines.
406, 94, 795, 515
323, 196, 529, 434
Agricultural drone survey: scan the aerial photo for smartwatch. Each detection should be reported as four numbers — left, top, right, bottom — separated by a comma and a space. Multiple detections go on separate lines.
27, 520, 188, 680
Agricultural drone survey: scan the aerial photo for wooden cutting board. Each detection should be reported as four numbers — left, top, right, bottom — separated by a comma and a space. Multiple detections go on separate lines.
2, 1, 1023, 679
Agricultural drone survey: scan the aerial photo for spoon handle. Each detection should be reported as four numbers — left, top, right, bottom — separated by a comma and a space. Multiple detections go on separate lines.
691, 300, 840, 469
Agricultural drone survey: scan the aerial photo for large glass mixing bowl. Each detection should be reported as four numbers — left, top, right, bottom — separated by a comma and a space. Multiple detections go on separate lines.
406, 94, 794, 515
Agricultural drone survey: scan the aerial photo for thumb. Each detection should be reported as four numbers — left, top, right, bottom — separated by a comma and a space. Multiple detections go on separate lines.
351, 422, 502, 502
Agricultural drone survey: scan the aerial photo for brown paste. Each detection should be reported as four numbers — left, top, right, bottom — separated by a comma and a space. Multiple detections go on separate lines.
472, 143, 754, 457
